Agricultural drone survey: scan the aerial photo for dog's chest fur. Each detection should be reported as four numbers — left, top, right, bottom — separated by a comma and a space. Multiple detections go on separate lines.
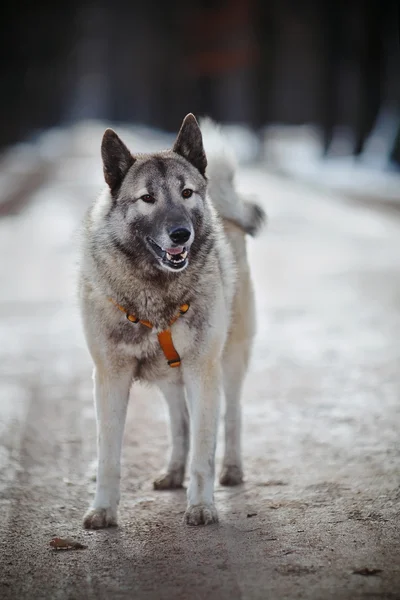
80, 234, 228, 385
106, 310, 195, 382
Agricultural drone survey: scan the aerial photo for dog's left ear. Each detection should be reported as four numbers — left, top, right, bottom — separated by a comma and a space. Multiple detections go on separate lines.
101, 129, 135, 192
173, 114, 207, 176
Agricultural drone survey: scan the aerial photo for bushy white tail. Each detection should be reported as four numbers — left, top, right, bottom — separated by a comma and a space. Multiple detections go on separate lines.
200, 118, 266, 236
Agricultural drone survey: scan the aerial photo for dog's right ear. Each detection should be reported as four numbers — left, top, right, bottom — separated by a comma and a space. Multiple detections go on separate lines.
101, 129, 135, 191
173, 114, 207, 176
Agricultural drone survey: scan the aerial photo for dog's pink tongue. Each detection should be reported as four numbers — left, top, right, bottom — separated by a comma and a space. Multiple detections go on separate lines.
165, 246, 184, 255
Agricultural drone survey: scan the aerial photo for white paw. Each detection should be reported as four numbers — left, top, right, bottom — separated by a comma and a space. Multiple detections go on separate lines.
185, 503, 219, 526
219, 464, 244, 486
153, 466, 185, 490
83, 506, 118, 529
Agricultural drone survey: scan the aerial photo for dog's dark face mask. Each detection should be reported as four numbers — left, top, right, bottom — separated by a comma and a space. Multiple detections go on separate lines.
101, 114, 208, 274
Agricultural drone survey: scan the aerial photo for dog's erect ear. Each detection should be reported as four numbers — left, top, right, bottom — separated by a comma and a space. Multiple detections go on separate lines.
101, 129, 135, 191
173, 114, 207, 176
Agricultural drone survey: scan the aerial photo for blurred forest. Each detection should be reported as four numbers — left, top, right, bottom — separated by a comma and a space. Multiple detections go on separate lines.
1, 0, 399, 164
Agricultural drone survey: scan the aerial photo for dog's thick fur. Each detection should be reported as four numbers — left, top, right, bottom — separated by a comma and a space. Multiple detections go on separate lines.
80, 114, 265, 528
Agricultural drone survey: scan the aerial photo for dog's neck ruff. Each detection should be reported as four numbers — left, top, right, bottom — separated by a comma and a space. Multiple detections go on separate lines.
109, 298, 190, 368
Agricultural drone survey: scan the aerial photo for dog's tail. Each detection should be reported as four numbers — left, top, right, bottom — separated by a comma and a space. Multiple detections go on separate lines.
200, 117, 266, 236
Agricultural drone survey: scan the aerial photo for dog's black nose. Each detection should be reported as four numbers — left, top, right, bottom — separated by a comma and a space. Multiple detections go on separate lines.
169, 227, 191, 245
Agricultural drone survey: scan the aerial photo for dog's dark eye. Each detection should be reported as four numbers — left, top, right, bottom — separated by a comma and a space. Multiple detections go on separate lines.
141, 194, 155, 203
182, 189, 193, 199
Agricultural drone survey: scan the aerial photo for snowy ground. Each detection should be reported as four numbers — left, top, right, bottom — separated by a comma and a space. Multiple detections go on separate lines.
262, 122, 400, 208
1, 124, 400, 599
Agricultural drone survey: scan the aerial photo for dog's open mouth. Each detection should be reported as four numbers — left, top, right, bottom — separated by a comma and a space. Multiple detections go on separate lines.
147, 237, 189, 271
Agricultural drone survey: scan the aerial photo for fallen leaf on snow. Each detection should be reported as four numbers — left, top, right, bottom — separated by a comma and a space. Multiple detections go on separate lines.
50, 537, 87, 550
352, 568, 382, 576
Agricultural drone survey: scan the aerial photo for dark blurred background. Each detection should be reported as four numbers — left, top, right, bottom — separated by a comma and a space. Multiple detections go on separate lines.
1, 0, 399, 163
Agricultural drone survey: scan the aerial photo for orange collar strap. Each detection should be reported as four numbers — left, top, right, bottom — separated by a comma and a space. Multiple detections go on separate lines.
109, 298, 190, 368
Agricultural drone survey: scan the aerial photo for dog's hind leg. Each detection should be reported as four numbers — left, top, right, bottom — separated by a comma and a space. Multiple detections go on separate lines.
220, 274, 255, 486
153, 381, 189, 490
219, 343, 248, 486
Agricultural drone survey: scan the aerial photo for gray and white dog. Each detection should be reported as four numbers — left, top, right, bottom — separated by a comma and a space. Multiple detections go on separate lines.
80, 114, 265, 528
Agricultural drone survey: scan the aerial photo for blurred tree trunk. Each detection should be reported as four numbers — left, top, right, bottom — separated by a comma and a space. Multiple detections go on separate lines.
0, 1, 77, 148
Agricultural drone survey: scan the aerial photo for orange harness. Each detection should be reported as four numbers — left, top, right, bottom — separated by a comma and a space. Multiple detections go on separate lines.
109, 298, 190, 368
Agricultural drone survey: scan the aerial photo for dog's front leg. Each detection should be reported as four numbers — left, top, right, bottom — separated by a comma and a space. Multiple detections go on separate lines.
83, 365, 132, 529
183, 360, 222, 525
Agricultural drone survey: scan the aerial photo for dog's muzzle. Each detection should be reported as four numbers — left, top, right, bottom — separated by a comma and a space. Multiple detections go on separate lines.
147, 237, 189, 271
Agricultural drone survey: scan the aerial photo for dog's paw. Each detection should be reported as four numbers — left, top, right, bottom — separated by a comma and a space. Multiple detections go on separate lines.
153, 466, 185, 490
83, 507, 117, 529
185, 504, 219, 526
219, 465, 244, 486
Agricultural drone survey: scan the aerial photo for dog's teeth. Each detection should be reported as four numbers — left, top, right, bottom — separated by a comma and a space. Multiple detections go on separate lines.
165, 249, 188, 265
